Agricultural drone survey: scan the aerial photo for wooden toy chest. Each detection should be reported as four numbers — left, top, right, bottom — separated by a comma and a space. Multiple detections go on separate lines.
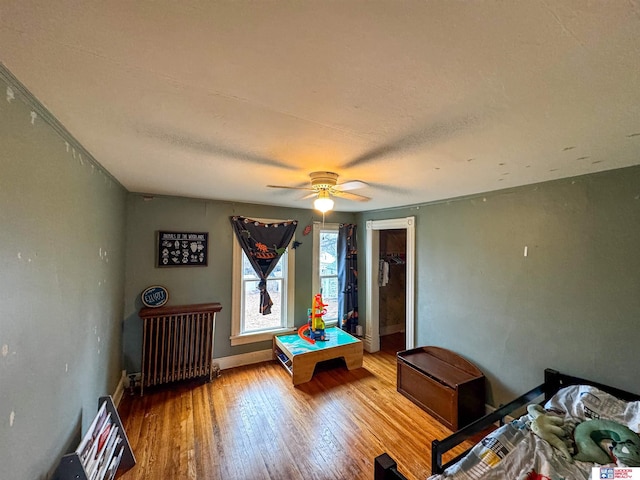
397, 346, 485, 430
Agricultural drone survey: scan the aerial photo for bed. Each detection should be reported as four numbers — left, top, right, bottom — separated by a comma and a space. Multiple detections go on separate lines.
374, 368, 640, 480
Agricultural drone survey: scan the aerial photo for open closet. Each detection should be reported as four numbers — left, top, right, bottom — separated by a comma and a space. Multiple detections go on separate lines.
378, 229, 407, 352
364, 216, 415, 354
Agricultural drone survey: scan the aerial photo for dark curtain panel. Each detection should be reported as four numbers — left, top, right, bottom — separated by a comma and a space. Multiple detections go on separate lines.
337, 223, 358, 332
230, 216, 298, 315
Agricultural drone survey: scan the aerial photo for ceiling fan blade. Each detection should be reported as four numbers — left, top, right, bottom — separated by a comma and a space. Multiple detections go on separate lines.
300, 192, 318, 200
332, 190, 371, 202
266, 185, 314, 191
341, 114, 480, 169
139, 125, 297, 170
366, 181, 409, 194
334, 180, 368, 191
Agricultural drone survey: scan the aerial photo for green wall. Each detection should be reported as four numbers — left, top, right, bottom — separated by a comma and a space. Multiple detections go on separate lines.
123, 194, 355, 371
0, 70, 127, 478
125, 166, 640, 406
359, 165, 640, 405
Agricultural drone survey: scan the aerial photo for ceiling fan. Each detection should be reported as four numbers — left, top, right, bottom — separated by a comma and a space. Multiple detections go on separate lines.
267, 171, 371, 212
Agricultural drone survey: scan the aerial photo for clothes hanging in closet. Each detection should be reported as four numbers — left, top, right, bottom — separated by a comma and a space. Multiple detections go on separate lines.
378, 259, 390, 287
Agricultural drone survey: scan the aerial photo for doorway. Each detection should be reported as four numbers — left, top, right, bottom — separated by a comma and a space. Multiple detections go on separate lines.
364, 216, 415, 353
379, 229, 407, 352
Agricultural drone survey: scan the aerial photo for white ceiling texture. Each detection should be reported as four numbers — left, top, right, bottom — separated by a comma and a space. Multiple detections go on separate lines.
1, 1, 639, 212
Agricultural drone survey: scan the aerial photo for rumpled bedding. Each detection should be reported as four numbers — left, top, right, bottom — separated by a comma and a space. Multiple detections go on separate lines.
428, 385, 640, 480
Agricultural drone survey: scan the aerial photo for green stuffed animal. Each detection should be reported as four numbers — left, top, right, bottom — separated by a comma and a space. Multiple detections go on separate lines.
527, 404, 574, 461
573, 419, 640, 466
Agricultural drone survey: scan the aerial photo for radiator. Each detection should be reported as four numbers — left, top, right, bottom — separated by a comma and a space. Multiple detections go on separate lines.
138, 302, 222, 395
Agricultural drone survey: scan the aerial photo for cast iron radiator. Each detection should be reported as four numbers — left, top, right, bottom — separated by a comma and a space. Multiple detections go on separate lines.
138, 302, 222, 395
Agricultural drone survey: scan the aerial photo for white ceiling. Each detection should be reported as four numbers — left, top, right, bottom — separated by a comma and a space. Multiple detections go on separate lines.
1, 1, 639, 212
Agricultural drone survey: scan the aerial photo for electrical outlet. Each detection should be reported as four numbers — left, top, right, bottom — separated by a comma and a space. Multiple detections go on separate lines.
125, 372, 141, 388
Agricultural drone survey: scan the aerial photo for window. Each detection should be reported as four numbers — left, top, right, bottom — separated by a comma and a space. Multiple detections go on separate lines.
241, 251, 286, 332
312, 222, 339, 324
231, 227, 295, 346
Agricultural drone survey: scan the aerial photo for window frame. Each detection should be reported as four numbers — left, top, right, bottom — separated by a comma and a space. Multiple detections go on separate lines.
312, 222, 339, 327
230, 221, 296, 346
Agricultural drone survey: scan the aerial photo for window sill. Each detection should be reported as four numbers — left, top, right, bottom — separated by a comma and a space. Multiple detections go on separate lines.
230, 327, 296, 346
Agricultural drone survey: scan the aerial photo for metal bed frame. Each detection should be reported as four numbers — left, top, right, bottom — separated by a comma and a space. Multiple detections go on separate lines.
374, 368, 640, 480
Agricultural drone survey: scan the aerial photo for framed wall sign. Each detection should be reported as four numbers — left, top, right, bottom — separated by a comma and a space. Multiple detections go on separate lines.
157, 231, 208, 267
141, 285, 169, 307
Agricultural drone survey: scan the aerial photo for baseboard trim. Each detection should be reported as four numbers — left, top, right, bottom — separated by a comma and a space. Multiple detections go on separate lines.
113, 370, 126, 407
380, 324, 405, 336
120, 350, 274, 389
119, 349, 294, 381
485, 403, 516, 424
215, 349, 273, 370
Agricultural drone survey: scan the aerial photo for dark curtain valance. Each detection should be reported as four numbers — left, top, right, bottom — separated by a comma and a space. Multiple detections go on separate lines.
230, 216, 298, 315
337, 223, 358, 332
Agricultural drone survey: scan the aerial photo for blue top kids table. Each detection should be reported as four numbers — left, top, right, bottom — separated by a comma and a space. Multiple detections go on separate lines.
273, 327, 363, 385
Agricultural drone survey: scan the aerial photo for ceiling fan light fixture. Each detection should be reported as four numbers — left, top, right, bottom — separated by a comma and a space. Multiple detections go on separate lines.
313, 190, 334, 213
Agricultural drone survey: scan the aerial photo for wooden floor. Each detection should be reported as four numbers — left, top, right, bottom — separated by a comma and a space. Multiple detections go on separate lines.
117, 336, 474, 480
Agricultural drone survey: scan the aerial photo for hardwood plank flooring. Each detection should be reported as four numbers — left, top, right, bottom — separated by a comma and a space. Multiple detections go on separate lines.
117, 345, 475, 480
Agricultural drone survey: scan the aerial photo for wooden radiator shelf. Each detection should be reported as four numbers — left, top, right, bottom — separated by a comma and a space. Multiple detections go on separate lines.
139, 302, 222, 395
397, 346, 485, 430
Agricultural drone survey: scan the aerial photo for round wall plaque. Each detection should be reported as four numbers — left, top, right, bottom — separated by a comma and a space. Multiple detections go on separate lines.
141, 285, 169, 308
